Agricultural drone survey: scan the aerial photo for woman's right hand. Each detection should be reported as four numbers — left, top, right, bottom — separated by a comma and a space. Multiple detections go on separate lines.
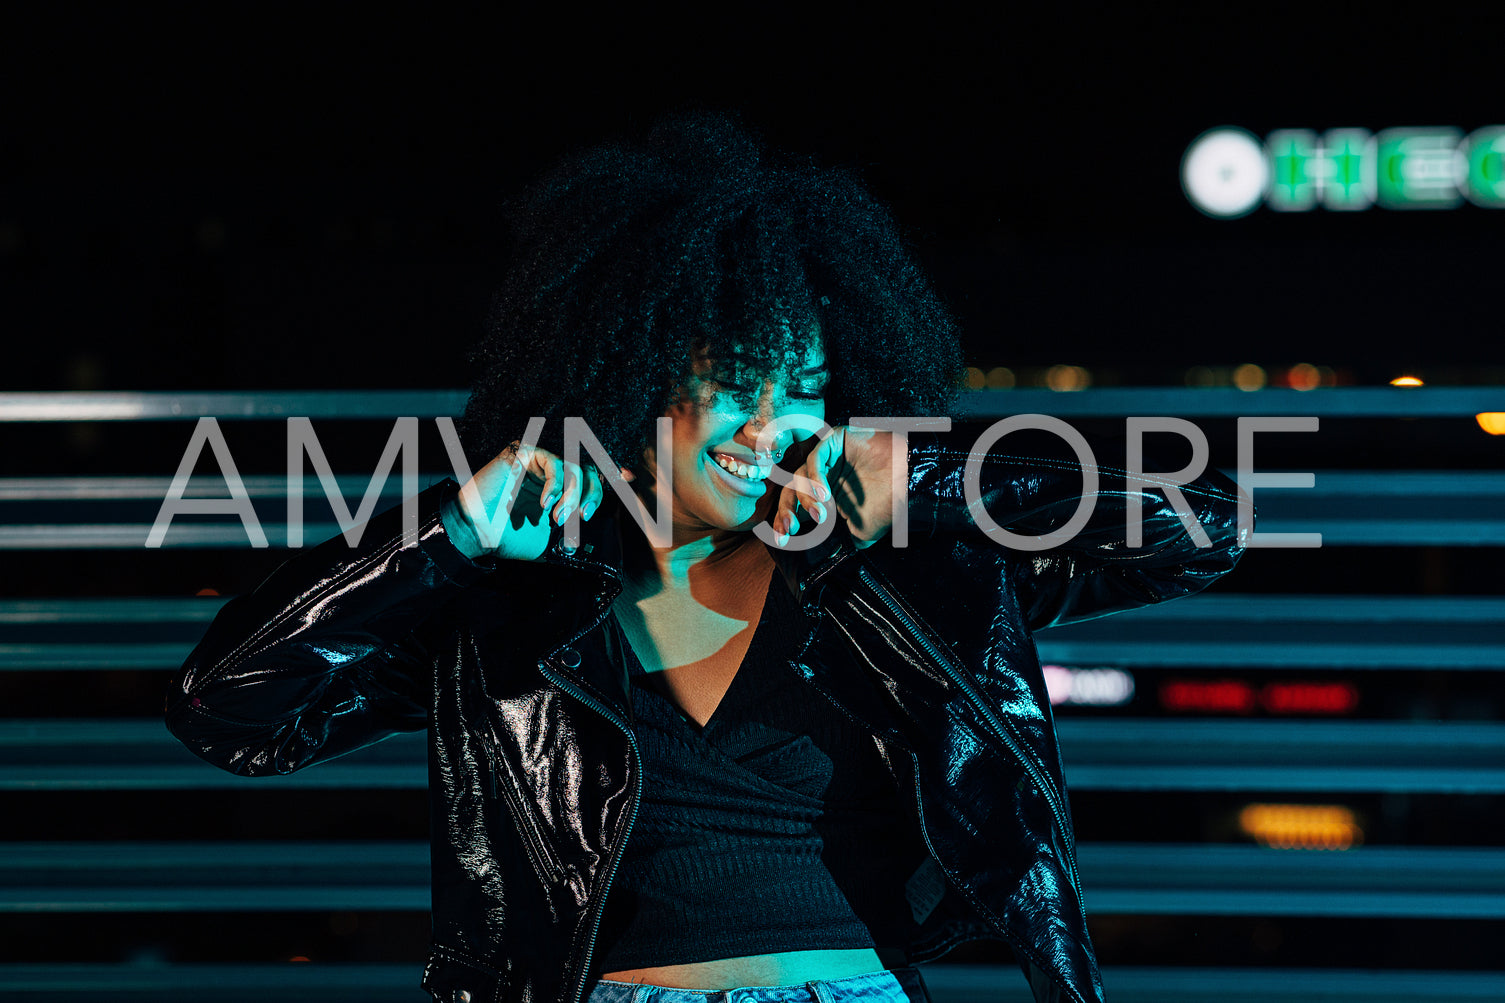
448, 443, 606, 562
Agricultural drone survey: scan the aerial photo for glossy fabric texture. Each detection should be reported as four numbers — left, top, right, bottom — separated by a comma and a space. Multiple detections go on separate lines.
166, 429, 1248, 1003
588, 968, 931, 1003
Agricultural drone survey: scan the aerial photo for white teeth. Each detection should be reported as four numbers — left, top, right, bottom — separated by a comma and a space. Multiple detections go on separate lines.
711, 453, 768, 481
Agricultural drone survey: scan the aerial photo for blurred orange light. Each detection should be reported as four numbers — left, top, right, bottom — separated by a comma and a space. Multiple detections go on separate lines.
288, 956, 311, 963
1476, 413, 1505, 435
1389, 375, 1424, 387
1045, 364, 1091, 392
1232, 363, 1266, 391
1287, 363, 1320, 391
1238, 803, 1362, 850
964, 366, 985, 390
195, 588, 220, 597
985, 366, 1016, 390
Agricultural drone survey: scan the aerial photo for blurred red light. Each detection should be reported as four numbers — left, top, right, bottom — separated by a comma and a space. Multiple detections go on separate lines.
1160, 679, 1256, 714
1287, 363, 1321, 391
1260, 682, 1359, 715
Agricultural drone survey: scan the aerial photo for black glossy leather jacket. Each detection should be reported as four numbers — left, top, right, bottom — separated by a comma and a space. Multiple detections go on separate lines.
166, 429, 1248, 1003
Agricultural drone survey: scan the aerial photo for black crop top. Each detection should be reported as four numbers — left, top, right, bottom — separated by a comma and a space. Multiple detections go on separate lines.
592, 565, 927, 973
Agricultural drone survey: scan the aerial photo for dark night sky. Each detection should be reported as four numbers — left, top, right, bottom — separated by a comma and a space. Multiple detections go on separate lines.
2, 10, 1502, 974
3, 8, 1502, 392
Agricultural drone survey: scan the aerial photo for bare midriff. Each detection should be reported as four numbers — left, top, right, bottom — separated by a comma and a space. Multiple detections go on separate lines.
599, 948, 906, 990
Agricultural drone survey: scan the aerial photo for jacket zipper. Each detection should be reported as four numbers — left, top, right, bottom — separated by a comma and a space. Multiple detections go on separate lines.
457, 628, 570, 888
533, 657, 641, 1003
462, 621, 571, 888
486, 744, 568, 887
532, 544, 1082, 1001
892, 739, 1086, 1003
855, 563, 1083, 896
802, 560, 1087, 1003
532, 548, 639, 1003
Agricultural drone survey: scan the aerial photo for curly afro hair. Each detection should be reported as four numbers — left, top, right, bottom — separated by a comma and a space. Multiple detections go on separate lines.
455, 110, 964, 474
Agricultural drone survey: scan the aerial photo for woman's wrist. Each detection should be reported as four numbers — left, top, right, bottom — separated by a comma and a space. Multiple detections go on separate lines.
440, 493, 488, 561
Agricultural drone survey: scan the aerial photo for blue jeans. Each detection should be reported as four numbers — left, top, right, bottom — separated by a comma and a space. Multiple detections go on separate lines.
588, 968, 931, 1003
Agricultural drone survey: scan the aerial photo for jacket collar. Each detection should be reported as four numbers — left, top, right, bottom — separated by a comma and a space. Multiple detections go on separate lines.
526, 493, 864, 735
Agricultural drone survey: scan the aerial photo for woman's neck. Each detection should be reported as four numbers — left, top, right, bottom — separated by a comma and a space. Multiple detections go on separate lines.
619, 521, 772, 601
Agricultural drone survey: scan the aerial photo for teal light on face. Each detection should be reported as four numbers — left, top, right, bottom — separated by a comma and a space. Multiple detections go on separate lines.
1375, 127, 1465, 209
1461, 126, 1505, 207
1320, 129, 1376, 211
1266, 130, 1319, 211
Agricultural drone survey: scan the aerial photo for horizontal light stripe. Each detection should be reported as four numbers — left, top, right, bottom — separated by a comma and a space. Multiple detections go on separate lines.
2, 595, 1502, 670
3, 469, 1501, 548
2, 840, 1501, 918
3, 387, 1503, 421
0, 964, 1499, 1003
6, 719, 1505, 793
0, 390, 469, 421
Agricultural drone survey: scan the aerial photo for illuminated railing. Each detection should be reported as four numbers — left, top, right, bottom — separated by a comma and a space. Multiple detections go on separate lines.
0, 964, 1497, 1003
3, 386, 1503, 419
3, 840, 1503, 918
5, 470, 1505, 548
3, 387, 1499, 1002
5, 592, 1501, 676
5, 717, 1504, 794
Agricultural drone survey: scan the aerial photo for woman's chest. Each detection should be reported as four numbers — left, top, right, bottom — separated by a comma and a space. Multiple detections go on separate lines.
610, 586, 770, 730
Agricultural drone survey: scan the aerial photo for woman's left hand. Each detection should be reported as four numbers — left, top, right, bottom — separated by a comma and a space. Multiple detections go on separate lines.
771, 426, 899, 549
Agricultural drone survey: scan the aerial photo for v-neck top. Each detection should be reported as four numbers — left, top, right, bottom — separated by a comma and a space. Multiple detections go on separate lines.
592, 564, 927, 971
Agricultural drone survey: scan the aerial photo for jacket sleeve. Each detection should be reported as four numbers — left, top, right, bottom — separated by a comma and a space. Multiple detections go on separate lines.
165, 478, 500, 776
905, 427, 1250, 629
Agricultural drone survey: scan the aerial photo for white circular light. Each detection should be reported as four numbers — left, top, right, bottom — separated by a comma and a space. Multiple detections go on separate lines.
1181, 127, 1268, 218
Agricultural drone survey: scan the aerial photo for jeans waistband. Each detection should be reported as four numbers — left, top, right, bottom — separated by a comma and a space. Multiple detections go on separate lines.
589, 967, 930, 1003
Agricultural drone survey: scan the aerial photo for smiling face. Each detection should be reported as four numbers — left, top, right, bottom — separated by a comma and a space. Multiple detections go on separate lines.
640, 332, 829, 537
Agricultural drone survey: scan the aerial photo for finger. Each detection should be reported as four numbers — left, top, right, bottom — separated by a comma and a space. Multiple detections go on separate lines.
552, 463, 583, 526
530, 449, 563, 519
772, 484, 798, 546
775, 474, 822, 538
492, 448, 532, 523
797, 434, 840, 526
775, 485, 796, 539
783, 483, 822, 531
506, 442, 538, 495
581, 465, 605, 520
767, 430, 841, 544
771, 456, 815, 537
818, 427, 845, 506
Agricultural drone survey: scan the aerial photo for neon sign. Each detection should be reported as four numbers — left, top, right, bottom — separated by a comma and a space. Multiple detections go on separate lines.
1182, 125, 1505, 217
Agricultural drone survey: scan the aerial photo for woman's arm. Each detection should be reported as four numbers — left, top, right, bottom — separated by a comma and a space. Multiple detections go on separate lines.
905, 426, 1250, 628
164, 478, 499, 777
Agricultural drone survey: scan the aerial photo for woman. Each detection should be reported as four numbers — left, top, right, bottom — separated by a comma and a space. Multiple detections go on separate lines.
167, 113, 1247, 1003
